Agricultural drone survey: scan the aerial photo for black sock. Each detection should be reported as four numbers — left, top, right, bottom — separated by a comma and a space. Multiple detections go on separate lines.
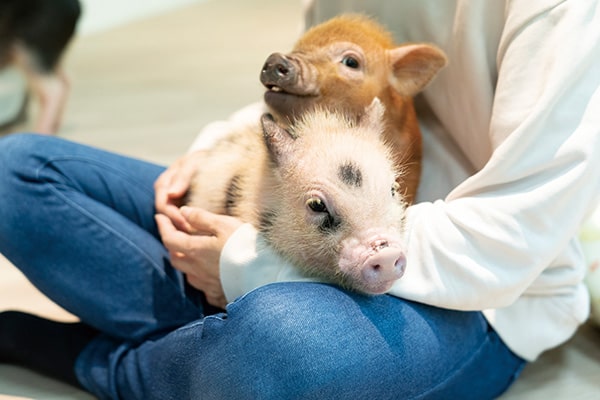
0, 310, 98, 388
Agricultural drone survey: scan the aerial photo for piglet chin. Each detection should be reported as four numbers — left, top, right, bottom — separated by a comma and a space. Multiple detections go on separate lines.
357, 279, 400, 295
263, 91, 318, 122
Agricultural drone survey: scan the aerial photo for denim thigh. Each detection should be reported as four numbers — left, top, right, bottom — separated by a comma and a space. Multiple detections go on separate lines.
77, 282, 525, 400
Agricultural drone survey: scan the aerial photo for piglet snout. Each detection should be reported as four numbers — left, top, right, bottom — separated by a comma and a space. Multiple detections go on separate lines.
361, 246, 406, 292
261, 53, 297, 89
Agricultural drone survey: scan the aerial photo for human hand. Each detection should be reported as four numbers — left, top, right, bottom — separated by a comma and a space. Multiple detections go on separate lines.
154, 151, 205, 231
155, 206, 244, 309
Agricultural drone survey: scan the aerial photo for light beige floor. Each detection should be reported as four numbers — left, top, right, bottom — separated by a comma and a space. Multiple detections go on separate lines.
1, 0, 599, 398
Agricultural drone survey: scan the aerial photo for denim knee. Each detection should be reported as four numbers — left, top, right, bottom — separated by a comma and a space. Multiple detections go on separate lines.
78, 282, 521, 399
0, 133, 47, 180
0, 132, 42, 154
215, 282, 507, 399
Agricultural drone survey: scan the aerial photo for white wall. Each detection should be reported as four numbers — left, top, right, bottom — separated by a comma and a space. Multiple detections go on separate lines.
77, 0, 205, 35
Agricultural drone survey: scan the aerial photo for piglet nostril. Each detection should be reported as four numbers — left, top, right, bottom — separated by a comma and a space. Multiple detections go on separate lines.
276, 65, 289, 77
395, 254, 407, 276
361, 246, 405, 282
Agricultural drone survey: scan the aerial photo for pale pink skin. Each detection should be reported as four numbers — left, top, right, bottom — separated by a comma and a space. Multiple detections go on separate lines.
339, 229, 406, 294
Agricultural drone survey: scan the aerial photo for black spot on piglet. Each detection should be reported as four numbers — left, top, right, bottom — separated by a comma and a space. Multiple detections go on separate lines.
338, 162, 363, 188
225, 174, 244, 215
319, 213, 341, 233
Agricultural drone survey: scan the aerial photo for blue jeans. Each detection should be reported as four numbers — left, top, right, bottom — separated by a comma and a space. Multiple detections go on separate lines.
0, 134, 525, 399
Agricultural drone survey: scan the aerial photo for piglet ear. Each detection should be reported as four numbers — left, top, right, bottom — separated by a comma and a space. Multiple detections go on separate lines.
387, 44, 447, 96
261, 113, 295, 166
358, 97, 385, 137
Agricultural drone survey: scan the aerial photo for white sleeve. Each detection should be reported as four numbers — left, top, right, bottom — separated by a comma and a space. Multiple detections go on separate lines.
388, 2, 600, 310
187, 102, 268, 153
219, 224, 316, 302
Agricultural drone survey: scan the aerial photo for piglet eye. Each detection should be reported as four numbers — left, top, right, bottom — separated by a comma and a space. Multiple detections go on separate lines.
341, 55, 360, 69
306, 197, 328, 213
391, 181, 400, 197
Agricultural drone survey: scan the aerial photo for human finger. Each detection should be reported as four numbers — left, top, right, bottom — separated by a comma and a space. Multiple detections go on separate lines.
180, 206, 243, 236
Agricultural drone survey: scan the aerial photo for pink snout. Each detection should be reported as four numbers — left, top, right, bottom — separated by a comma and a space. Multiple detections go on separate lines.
361, 245, 406, 292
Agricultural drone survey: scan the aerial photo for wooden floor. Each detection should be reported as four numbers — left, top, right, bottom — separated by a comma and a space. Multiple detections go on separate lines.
1, 0, 599, 398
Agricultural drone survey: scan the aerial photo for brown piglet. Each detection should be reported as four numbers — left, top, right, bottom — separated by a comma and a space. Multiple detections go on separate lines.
260, 14, 447, 203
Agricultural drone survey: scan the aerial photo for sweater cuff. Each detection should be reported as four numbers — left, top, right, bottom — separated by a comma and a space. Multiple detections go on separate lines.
219, 223, 312, 302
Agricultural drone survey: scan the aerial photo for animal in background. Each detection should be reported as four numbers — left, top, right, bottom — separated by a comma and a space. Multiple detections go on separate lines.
260, 14, 447, 204
187, 100, 407, 295
0, 0, 81, 134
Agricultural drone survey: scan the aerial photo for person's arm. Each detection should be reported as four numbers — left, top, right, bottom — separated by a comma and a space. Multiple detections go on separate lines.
188, 102, 268, 153
219, 224, 315, 302
389, 2, 600, 310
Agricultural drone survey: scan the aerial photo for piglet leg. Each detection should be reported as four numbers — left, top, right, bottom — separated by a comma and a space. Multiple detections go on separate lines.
29, 68, 69, 134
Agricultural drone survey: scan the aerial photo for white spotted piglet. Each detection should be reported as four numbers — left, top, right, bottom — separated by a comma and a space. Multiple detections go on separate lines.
186, 99, 407, 294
